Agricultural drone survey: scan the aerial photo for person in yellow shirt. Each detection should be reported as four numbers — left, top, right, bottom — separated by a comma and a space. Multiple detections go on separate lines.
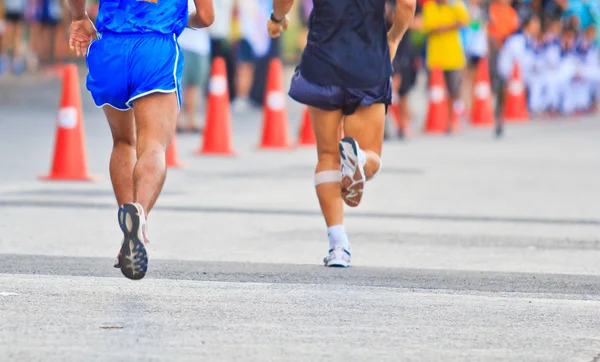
423, 0, 470, 133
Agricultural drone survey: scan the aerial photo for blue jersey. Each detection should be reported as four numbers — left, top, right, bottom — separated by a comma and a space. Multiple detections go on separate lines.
95, 0, 188, 37
300, 0, 392, 89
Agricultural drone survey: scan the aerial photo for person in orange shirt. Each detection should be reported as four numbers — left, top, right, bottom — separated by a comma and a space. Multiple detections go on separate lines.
488, 0, 520, 51
487, 0, 519, 137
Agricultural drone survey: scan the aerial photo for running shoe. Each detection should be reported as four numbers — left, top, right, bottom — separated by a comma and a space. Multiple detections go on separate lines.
339, 136, 366, 207
114, 203, 149, 280
323, 246, 351, 267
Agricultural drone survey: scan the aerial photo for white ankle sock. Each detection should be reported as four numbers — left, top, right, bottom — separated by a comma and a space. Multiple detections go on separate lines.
328, 225, 349, 250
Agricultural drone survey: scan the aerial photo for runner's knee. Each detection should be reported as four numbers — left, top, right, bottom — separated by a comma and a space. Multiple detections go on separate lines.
112, 134, 136, 148
366, 154, 382, 181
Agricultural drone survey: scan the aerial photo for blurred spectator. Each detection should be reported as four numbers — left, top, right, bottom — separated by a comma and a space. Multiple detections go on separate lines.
563, 0, 600, 34
497, 14, 541, 112
1, 0, 27, 74
422, 0, 470, 133
463, 0, 489, 113
30, 0, 64, 67
86, 0, 99, 21
177, 0, 211, 133
387, 0, 424, 138
512, 0, 536, 24
543, 16, 563, 42
232, 0, 270, 113
567, 24, 599, 113
544, 25, 579, 114
208, 0, 236, 101
541, 0, 567, 21
488, 0, 520, 119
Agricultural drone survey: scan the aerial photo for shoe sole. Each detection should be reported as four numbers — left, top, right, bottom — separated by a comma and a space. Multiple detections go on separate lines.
325, 259, 350, 268
323, 254, 350, 268
117, 204, 148, 280
339, 137, 365, 207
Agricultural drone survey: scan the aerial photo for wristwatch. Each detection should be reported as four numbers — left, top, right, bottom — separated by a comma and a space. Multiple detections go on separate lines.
270, 12, 284, 23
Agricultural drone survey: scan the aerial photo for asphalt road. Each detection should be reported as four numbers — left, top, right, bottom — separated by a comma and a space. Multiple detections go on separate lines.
0, 66, 599, 361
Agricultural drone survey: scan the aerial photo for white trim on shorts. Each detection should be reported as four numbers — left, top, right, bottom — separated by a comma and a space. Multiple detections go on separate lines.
96, 103, 131, 111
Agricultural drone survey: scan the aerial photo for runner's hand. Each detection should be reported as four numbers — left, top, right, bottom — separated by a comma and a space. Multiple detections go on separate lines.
69, 16, 98, 57
267, 16, 289, 39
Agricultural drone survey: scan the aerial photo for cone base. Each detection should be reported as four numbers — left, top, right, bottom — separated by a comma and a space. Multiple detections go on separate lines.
166, 162, 186, 169
196, 149, 236, 156
39, 173, 97, 181
470, 121, 494, 127
423, 129, 447, 134
295, 142, 316, 147
503, 117, 528, 123
258, 144, 292, 150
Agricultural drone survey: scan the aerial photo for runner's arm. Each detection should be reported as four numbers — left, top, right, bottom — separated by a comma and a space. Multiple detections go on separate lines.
388, 0, 417, 43
189, 0, 215, 28
68, 0, 88, 20
272, 0, 294, 21
387, 0, 417, 61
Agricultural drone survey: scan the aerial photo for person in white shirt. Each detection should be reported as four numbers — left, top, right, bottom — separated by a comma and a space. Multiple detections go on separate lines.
178, 0, 212, 132
207, 0, 236, 101
496, 15, 541, 119
569, 25, 600, 113
543, 25, 579, 115
232, 0, 271, 112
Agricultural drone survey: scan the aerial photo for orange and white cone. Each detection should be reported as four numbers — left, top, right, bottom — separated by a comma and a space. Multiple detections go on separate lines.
197, 57, 236, 155
423, 68, 449, 134
296, 107, 316, 146
470, 57, 495, 127
503, 61, 528, 122
258, 59, 291, 149
40, 64, 96, 181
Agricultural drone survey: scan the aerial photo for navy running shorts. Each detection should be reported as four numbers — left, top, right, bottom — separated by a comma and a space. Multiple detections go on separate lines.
86, 32, 183, 111
288, 67, 392, 116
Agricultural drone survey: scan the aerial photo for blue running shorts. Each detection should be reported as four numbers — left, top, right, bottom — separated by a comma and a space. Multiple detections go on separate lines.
86, 32, 183, 111
288, 67, 392, 116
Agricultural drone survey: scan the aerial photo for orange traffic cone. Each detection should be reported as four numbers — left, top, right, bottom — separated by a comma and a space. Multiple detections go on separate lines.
197, 57, 235, 155
259, 58, 291, 149
423, 68, 448, 133
40, 64, 96, 181
503, 61, 528, 122
470, 57, 495, 127
166, 133, 184, 168
296, 108, 316, 146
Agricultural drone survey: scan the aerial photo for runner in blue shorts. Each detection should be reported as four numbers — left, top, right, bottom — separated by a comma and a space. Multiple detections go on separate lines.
268, 0, 416, 267
67, 0, 214, 280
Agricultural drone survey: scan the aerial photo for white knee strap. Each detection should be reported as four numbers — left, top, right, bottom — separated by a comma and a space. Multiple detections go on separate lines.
366, 156, 382, 181
314, 170, 341, 186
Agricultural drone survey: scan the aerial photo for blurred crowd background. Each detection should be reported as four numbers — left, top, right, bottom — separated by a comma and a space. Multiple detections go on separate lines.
0, 0, 598, 133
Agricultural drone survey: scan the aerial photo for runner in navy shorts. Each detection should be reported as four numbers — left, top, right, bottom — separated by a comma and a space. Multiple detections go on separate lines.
268, 0, 416, 267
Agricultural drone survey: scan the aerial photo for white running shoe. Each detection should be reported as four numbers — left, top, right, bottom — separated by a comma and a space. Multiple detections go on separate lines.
323, 246, 351, 268
114, 203, 149, 280
339, 136, 366, 207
